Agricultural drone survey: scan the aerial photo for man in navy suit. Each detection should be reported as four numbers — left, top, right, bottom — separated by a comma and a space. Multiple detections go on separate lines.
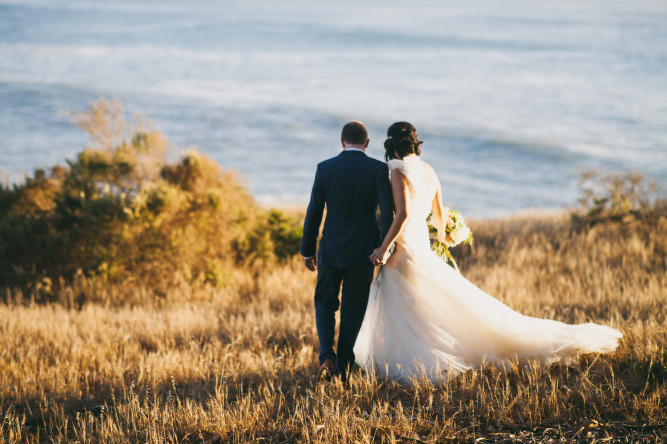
301, 121, 394, 383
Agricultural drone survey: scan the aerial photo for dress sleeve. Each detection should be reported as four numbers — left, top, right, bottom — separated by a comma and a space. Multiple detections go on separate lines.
387, 159, 403, 174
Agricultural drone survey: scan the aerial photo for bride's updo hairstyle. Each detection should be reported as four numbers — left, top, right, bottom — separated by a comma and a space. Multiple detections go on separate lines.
384, 121, 423, 161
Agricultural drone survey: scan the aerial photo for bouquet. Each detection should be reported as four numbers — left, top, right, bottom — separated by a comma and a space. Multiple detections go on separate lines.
428, 208, 473, 273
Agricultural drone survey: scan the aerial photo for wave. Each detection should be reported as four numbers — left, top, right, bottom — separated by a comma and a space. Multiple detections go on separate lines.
0, 0, 187, 14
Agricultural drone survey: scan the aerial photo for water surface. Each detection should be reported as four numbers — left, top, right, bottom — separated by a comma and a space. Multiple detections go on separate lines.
1, 0, 666, 218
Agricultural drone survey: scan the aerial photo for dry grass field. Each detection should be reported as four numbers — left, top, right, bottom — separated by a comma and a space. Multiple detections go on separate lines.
1, 210, 666, 443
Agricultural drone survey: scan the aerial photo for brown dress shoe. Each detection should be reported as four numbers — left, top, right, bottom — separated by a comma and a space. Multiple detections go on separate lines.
317, 359, 336, 381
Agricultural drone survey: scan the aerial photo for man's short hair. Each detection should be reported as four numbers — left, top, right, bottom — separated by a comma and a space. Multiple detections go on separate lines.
341, 121, 368, 145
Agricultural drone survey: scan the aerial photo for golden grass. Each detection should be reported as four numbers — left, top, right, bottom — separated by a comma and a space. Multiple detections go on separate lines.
1, 213, 666, 442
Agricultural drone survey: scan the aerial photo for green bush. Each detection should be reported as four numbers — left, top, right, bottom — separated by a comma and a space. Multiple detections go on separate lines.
0, 99, 302, 300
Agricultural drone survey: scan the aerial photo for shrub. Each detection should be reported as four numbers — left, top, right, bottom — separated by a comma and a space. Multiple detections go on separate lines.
0, 99, 302, 301
572, 169, 666, 229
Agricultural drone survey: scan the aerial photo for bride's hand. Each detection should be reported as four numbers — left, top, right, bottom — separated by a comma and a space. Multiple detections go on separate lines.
369, 246, 389, 266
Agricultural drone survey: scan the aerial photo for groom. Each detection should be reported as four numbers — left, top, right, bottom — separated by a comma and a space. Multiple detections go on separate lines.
301, 121, 394, 383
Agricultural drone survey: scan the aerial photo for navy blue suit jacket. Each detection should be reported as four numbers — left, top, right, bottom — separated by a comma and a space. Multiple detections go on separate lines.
301, 150, 394, 268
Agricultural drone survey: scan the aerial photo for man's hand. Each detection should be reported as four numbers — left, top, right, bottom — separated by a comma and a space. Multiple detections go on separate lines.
304, 256, 317, 272
369, 246, 389, 267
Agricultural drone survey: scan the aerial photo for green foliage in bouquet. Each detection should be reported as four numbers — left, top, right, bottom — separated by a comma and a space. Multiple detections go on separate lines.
0, 99, 302, 300
430, 235, 457, 266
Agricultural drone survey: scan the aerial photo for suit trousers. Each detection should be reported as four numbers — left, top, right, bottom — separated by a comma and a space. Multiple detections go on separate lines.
314, 264, 374, 381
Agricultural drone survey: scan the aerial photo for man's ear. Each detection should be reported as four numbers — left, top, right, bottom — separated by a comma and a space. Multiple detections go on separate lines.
363, 138, 370, 148
341, 138, 346, 148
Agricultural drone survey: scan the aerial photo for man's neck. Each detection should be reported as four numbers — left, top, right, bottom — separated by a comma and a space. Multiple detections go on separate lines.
344, 147, 366, 153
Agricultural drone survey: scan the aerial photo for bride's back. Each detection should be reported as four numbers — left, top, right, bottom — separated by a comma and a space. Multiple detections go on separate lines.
388, 156, 438, 221
388, 156, 439, 250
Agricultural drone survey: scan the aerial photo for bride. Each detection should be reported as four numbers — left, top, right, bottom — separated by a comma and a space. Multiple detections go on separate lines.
355, 122, 622, 384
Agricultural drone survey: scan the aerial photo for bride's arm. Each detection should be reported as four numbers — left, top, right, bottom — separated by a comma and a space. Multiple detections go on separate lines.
370, 169, 410, 265
431, 184, 448, 243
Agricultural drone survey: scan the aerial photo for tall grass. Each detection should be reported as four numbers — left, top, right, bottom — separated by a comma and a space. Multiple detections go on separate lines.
1, 209, 665, 442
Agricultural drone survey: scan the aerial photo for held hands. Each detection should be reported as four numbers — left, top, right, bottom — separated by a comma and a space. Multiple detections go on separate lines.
369, 246, 390, 267
305, 249, 390, 269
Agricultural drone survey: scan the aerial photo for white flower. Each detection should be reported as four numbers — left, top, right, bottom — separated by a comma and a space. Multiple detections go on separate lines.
449, 226, 470, 246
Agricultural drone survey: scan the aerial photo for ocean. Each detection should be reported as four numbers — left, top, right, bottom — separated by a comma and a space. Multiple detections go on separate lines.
1, 0, 666, 218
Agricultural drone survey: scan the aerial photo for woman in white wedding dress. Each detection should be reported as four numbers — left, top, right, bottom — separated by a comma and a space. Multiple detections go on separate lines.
355, 122, 622, 384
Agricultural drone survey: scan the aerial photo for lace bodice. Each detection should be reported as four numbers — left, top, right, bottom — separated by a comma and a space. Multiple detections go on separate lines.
387, 156, 440, 250
387, 156, 439, 220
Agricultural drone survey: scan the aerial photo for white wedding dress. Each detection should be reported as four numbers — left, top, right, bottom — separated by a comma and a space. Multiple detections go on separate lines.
353, 156, 622, 384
